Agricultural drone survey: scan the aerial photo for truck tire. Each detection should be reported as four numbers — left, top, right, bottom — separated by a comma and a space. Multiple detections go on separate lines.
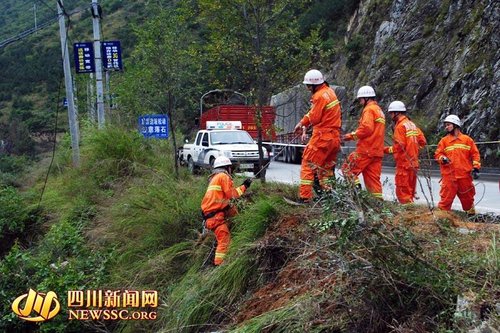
253, 163, 266, 178
285, 146, 291, 163
291, 147, 298, 164
278, 146, 286, 162
188, 156, 198, 174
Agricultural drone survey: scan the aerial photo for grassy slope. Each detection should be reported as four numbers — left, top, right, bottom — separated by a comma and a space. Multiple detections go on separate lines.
0, 126, 498, 332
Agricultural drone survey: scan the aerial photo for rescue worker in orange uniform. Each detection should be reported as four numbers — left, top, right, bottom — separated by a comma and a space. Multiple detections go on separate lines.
383, 101, 427, 204
435, 115, 481, 215
201, 156, 252, 265
341, 86, 385, 199
293, 69, 342, 203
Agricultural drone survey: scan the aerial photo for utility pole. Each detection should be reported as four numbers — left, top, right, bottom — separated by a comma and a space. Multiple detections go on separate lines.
105, 71, 111, 108
57, 0, 80, 166
91, 0, 105, 128
88, 73, 96, 122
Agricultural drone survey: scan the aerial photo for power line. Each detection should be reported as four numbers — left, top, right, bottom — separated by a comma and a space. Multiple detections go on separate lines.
0, 1, 35, 14
0, 2, 54, 40
37, 0, 59, 15
0, 16, 57, 49
0, 5, 86, 50
0, 16, 57, 48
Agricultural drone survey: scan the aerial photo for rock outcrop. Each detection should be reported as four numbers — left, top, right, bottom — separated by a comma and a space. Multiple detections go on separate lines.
334, 0, 499, 163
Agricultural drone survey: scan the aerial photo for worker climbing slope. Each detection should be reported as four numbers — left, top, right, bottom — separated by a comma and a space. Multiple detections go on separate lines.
293, 69, 342, 203
342, 85, 385, 199
384, 101, 427, 204
201, 156, 252, 265
435, 115, 481, 215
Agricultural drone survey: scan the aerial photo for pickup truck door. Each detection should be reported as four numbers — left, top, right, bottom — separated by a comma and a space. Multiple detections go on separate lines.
194, 132, 209, 165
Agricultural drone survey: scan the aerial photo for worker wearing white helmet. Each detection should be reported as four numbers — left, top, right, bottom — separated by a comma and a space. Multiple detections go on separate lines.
201, 156, 252, 265
293, 69, 342, 203
341, 85, 385, 199
384, 101, 427, 204
434, 115, 481, 215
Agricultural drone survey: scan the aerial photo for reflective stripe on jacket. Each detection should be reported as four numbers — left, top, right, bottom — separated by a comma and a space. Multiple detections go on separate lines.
300, 84, 341, 131
351, 101, 385, 157
434, 132, 481, 179
201, 169, 246, 216
385, 116, 426, 169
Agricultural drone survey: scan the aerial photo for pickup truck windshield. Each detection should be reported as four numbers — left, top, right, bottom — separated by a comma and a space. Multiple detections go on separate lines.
210, 131, 254, 145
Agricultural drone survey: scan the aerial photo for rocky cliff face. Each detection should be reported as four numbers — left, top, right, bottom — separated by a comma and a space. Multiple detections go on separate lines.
333, 0, 499, 163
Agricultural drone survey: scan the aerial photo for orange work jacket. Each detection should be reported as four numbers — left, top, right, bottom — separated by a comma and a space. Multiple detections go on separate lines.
350, 100, 385, 157
201, 170, 246, 215
434, 132, 481, 179
385, 115, 426, 169
300, 84, 341, 132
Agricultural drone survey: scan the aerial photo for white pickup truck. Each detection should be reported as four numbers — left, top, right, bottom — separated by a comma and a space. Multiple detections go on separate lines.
179, 121, 270, 175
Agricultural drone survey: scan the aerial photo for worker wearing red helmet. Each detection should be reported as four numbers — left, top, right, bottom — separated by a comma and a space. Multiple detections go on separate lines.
384, 101, 427, 203
293, 69, 342, 203
201, 156, 252, 265
341, 85, 385, 199
435, 115, 481, 215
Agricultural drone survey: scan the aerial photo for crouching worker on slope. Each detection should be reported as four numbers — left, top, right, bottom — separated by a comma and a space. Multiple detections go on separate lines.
293, 69, 342, 203
201, 156, 252, 266
341, 85, 385, 199
384, 101, 427, 204
434, 115, 480, 216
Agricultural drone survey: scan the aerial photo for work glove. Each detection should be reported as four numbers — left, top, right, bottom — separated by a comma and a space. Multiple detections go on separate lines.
243, 178, 252, 189
343, 132, 354, 141
440, 156, 450, 165
472, 168, 480, 180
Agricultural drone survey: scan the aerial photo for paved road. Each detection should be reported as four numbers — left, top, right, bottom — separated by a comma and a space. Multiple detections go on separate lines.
246, 161, 500, 214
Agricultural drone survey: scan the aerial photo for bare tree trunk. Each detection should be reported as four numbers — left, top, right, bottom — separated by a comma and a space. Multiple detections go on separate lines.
167, 91, 179, 178
256, 105, 266, 182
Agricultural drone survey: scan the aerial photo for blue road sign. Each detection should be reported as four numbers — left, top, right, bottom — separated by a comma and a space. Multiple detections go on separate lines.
73, 42, 95, 74
138, 115, 169, 139
102, 41, 123, 71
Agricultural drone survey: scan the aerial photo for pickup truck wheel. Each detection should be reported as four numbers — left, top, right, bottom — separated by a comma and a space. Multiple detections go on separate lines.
253, 163, 266, 178
188, 157, 197, 174
209, 157, 215, 168
253, 163, 259, 176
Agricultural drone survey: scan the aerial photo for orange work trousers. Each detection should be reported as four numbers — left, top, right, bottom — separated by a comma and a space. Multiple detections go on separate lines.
205, 207, 237, 265
299, 135, 340, 200
341, 152, 383, 199
438, 176, 475, 213
395, 167, 417, 204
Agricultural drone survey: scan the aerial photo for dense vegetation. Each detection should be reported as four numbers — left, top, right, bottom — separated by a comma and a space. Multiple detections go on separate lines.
0, 0, 359, 157
0, 1, 498, 332
0, 126, 497, 332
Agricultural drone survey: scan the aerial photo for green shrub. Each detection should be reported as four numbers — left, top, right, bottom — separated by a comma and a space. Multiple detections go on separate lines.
81, 126, 152, 182
0, 155, 28, 174
345, 35, 364, 68
0, 186, 29, 236
0, 205, 109, 332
